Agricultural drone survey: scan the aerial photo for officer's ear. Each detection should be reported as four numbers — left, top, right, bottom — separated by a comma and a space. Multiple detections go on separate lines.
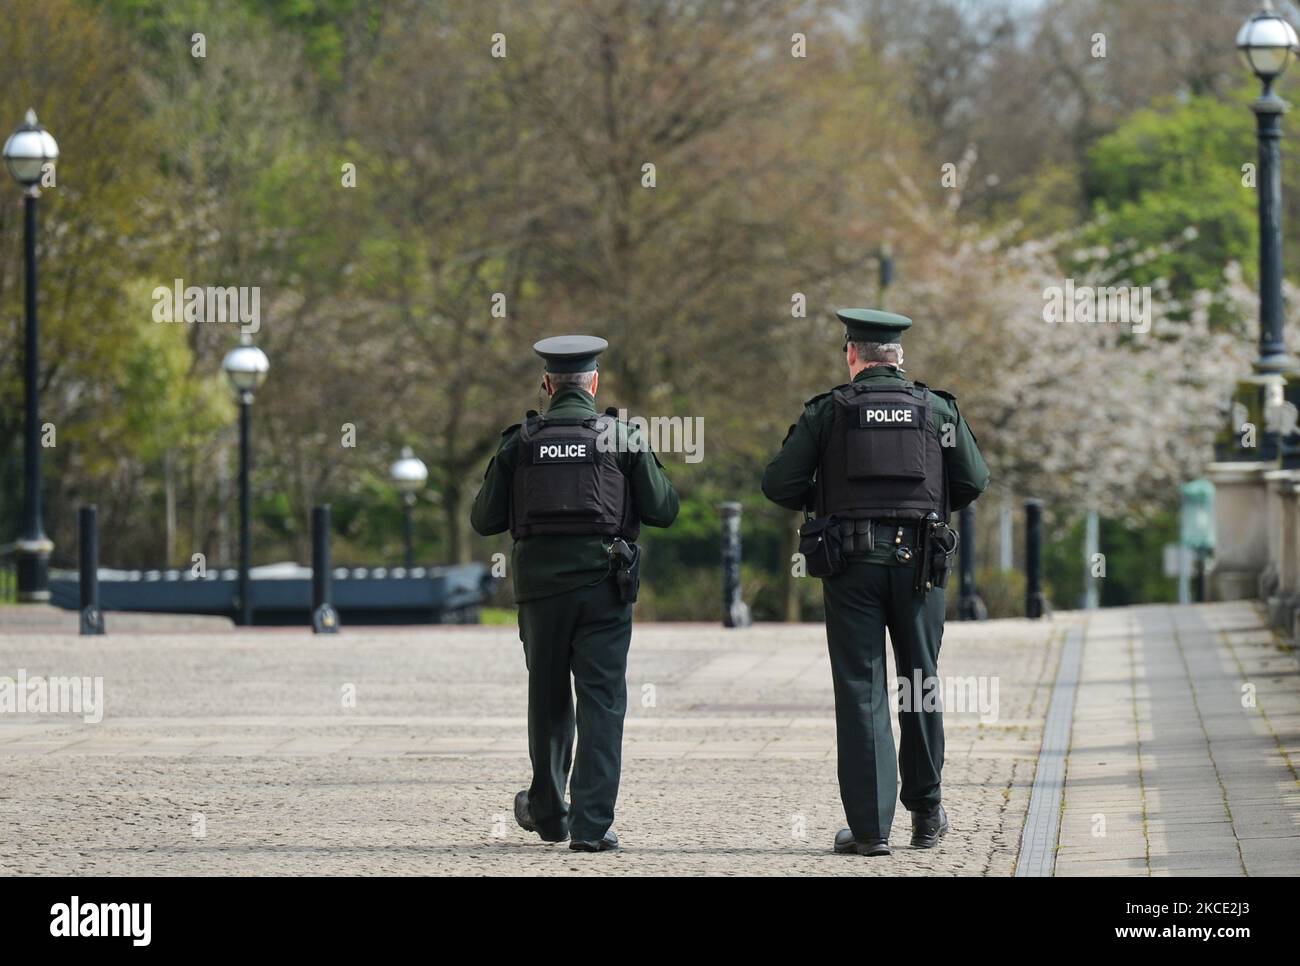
541, 374, 553, 396
845, 341, 858, 368
590, 371, 599, 396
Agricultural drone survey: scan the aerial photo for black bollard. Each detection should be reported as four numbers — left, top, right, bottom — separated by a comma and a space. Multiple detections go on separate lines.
79, 505, 105, 635
311, 505, 339, 634
403, 493, 416, 570
719, 501, 751, 628
1025, 498, 1046, 619
238, 398, 253, 627
958, 504, 985, 620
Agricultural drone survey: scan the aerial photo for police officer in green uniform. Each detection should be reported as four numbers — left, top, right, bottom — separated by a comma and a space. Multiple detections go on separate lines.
761, 309, 988, 856
471, 335, 679, 852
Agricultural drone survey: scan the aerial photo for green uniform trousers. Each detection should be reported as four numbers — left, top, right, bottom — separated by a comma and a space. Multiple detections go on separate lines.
822, 558, 946, 841
517, 576, 632, 842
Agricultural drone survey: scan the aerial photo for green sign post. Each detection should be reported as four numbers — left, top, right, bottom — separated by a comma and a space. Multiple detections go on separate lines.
1180, 480, 1216, 602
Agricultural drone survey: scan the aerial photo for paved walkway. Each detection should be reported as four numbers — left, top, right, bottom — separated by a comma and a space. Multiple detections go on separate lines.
1056, 602, 1300, 875
0, 602, 1294, 875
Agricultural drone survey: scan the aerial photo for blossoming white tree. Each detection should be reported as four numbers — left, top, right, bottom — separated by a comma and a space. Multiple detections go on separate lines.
889, 162, 1280, 522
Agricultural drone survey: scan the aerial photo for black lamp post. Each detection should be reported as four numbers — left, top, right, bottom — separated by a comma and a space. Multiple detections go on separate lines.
1222, 4, 1300, 462
4, 110, 59, 602
390, 446, 428, 569
222, 335, 269, 626
1240, 2, 1298, 373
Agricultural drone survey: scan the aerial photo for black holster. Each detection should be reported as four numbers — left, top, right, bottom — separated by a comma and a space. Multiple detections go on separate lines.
799, 515, 846, 579
926, 523, 959, 591
610, 538, 641, 603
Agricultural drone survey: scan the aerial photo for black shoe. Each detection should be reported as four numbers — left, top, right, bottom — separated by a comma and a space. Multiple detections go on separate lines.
569, 829, 619, 852
834, 828, 891, 856
911, 804, 948, 849
514, 790, 567, 843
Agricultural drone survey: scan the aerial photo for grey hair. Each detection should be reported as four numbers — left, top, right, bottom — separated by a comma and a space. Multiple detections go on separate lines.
848, 341, 904, 367
545, 370, 597, 392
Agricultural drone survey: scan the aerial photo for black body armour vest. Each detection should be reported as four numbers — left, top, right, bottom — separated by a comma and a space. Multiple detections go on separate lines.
509, 411, 640, 541
815, 381, 948, 522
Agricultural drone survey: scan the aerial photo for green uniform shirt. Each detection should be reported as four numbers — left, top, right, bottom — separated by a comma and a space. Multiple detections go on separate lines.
761, 365, 990, 566
470, 388, 680, 602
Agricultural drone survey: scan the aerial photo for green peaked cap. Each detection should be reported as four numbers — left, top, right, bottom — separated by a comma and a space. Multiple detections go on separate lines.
533, 334, 608, 373
835, 308, 912, 343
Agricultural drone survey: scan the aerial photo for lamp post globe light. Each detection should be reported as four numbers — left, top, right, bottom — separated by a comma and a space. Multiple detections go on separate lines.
4, 110, 58, 602
391, 446, 428, 569
1237, 2, 1299, 86
222, 334, 269, 626
4, 109, 58, 185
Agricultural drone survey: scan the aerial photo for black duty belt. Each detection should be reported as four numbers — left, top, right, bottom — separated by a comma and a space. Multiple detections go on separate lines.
838, 519, 921, 556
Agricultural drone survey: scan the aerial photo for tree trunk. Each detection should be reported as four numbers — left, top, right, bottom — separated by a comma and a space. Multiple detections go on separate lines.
444, 481, 470, 563
164, 449, 176, 568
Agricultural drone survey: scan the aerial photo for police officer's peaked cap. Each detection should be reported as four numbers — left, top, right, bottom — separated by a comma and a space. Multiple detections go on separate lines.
836, 308, 912, 344
533, 335, 608, 373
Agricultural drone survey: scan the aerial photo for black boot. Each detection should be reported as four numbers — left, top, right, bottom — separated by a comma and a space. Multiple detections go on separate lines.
910, 804, 948, 849
569, 829, 619, 852
834, 828, 891, 857
514, 790, 568, 843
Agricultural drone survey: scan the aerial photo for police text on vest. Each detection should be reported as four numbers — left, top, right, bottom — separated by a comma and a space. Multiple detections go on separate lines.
538, 442, 588, 459
862, 408, 913, 424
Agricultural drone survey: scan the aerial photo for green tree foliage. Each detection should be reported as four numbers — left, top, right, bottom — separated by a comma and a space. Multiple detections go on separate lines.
1075, 94, 1257, 313
1042, 510, 1178, 610
0, 0, 232, 565
0, 0, 1268, 614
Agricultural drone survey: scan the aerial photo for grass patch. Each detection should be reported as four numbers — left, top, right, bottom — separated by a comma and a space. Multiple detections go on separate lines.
479, 606, 518, 626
